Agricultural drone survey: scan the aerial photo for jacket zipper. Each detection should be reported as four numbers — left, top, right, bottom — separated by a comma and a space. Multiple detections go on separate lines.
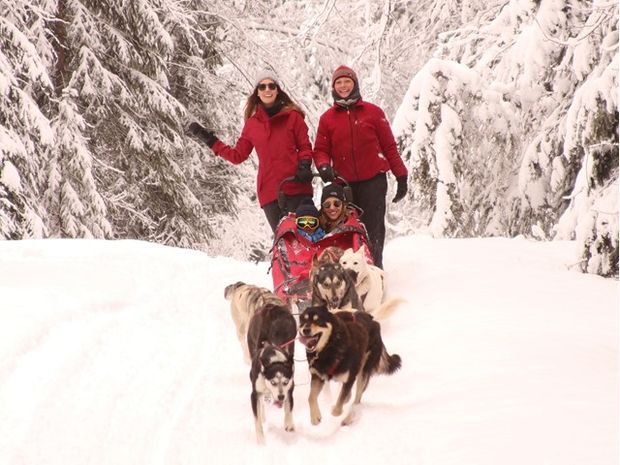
347, 109, 360, 180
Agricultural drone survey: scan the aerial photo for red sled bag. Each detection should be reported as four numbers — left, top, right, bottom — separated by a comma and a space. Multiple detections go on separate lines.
270, 208, 372, 308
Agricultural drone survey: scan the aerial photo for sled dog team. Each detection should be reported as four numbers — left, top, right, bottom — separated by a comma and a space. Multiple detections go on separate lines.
224, 244, 403, 444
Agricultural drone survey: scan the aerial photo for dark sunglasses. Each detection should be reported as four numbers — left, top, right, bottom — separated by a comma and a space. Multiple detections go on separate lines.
296, 215, 319, 231
257, 83, 277, 91
322, 199, 343, 209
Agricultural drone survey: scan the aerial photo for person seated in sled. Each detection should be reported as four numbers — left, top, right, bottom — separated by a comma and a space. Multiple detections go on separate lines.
318, 183, 373, 263
319, 183, 350, 233
294, 199, 326, 243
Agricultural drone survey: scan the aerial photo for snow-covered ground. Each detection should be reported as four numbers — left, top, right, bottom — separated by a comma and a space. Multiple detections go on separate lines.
0, 236, 617, 465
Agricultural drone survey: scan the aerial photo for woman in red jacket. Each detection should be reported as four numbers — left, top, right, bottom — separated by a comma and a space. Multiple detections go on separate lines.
313, 65, 409, 268
189, 70, 314, 232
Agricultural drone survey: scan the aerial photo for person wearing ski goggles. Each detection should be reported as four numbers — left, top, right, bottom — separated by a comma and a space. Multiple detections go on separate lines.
294, 199, 325, 243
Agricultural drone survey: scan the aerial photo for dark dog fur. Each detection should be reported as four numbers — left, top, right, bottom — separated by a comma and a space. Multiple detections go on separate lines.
311, 258, 363, 312
298, 305, 401, 426
247, 303, 297, 443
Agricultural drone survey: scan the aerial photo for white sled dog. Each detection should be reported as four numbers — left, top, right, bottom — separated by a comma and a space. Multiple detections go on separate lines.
339, 245, 392, 318
224, 281, 287, 363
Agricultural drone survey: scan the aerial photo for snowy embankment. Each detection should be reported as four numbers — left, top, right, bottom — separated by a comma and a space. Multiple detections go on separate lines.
0, 237, 617, 465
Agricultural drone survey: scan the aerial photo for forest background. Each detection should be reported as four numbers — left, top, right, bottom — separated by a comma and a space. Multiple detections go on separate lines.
1, 0, 618, 277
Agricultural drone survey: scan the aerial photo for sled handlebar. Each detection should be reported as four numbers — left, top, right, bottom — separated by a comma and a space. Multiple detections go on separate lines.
277, 172, 353, 212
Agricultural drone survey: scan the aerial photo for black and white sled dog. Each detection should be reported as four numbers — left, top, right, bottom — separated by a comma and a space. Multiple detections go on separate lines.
311, 256, 403, 320
247, 301, 297, 444
298, 305, 401, 426
224, 281, 286, 363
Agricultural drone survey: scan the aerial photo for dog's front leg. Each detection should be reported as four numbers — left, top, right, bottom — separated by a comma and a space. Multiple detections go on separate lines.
342, 371, 369, 425
284, 384, 295, 432
251, 391, 265, 444
308, 374, 325, 425
332, 376, 355, 417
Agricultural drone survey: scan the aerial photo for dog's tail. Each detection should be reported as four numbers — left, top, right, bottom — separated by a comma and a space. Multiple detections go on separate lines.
378, 350, 402, 375
370, 298, 405, 321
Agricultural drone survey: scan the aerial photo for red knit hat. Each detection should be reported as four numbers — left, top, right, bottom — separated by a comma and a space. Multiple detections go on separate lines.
331, 65, 357, 87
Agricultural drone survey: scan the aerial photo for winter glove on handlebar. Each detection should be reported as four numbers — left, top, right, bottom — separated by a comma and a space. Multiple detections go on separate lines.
318, 164, 335, 183
188, 122, 219, 148
392, 175, 408, 203
295, 159, 313, 183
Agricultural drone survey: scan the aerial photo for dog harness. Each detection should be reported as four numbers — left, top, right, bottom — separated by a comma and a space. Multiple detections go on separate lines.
278, 336, 296, 349
327, 357, 342, 377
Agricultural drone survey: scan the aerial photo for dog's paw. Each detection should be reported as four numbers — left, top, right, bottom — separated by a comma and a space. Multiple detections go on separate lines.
331, 404, 343, 417
341, 405, 358, 425
310, 404, 322, 425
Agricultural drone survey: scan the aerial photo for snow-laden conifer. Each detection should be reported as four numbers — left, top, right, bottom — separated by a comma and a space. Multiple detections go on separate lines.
0, 1, 54, 239
392, 0, 618, 276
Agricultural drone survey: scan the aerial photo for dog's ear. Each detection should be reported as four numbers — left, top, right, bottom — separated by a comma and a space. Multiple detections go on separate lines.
344, 267, 358, 282
312, 253, 320, 267
358, 244, 366, 256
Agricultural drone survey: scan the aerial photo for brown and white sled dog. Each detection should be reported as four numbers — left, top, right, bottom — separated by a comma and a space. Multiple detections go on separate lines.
339, 245, 386, 315
298, 305, 401, 426
224, 281, 287, 363
308, 246, 345, 283
310, 257, 363, 311
311, 256, 403, 320
247, 302, 297, 444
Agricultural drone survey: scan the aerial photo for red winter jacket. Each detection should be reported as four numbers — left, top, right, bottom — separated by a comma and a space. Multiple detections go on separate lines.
211, 106, 313, 207
313, 99, 408, 182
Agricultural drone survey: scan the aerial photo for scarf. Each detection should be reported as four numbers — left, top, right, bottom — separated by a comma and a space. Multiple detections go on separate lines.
263, 99, 284, 117
298, 227, 326, 243
332, 83, 361, 110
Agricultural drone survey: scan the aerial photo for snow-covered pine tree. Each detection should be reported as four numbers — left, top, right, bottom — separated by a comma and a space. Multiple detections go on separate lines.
554, 17, 619, 276
391, 56, 520, 237
1, 0, 246, 246
46, 0, 238, 246
392, 0, 618, 277
0, 0, 55, 239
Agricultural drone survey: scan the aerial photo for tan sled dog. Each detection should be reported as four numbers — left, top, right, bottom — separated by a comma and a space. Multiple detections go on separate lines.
224, 281, 287, 363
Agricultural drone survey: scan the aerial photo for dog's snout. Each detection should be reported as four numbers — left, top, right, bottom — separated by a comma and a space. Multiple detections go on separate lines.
301, 326, 312, 336
278, 394, 285, 401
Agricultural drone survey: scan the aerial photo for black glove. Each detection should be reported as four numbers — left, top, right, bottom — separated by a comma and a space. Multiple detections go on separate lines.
318, 164, 335, 183
188, 122, 218, 148
392, 175, 408, 203
295, 159, 313, 183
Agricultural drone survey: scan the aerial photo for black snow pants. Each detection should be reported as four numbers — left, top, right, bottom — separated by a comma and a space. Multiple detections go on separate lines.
262, 194, 312, 233
349, 173, 387, 269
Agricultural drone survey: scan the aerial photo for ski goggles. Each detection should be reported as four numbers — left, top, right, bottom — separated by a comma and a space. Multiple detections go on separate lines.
296, 216, 319, 231
321, 199, 343, 209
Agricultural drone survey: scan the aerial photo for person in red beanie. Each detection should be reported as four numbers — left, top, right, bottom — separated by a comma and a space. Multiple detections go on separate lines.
313, 65, 408, 268
188, 69, 314, 233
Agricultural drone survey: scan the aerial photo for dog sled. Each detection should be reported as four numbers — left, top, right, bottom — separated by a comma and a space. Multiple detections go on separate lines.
270, 176, 373, 308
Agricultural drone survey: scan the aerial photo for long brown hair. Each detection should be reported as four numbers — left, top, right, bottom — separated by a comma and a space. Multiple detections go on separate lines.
319, 203, 349, 233
243, 84, 305, 121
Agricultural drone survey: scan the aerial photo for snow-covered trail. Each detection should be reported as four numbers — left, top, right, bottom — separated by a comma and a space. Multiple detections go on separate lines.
0, 237, 616, 465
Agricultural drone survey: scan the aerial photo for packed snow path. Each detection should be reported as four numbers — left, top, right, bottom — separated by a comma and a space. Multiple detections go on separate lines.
0, 237, 617, 465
